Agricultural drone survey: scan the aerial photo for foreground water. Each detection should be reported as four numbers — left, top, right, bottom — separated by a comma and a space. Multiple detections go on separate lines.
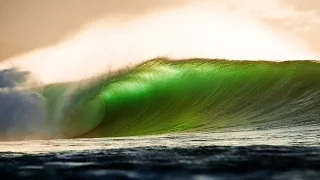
1, 127, 319, 180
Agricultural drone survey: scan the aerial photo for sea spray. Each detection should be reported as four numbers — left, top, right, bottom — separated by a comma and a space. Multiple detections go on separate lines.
2, 3, 319, 84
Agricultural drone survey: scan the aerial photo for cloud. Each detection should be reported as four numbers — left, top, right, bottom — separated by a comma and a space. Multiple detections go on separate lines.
0, 69, 46, 140
0, 68, 30, 88
0, 89, 47, 140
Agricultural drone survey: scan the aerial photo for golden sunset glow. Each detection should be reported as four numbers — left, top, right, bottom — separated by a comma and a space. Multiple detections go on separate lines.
1, 0, 320, 84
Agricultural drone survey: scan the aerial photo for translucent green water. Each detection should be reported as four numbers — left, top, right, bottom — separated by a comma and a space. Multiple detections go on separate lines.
41, 59, 320, 139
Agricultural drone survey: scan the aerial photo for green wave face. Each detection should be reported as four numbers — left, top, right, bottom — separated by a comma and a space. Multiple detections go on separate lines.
42, 59, 320, 139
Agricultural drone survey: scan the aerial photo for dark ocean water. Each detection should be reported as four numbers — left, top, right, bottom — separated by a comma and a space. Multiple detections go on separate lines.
1, 127, 319, 180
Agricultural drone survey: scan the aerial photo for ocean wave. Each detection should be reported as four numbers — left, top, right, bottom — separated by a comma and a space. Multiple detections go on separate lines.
38, 58, 320, 139
0, 58, 319, 140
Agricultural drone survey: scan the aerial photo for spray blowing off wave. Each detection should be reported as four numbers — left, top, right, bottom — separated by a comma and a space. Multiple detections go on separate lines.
2, 3, 319, 84
2, 58, 320, 141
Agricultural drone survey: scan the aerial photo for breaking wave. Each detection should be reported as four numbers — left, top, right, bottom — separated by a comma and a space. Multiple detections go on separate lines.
1, 58, 320, 140
36, 58, 320, 139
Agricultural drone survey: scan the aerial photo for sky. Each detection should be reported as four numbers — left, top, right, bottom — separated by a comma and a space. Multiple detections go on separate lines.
0, 0, 189, 61
1, 0, 320, 83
